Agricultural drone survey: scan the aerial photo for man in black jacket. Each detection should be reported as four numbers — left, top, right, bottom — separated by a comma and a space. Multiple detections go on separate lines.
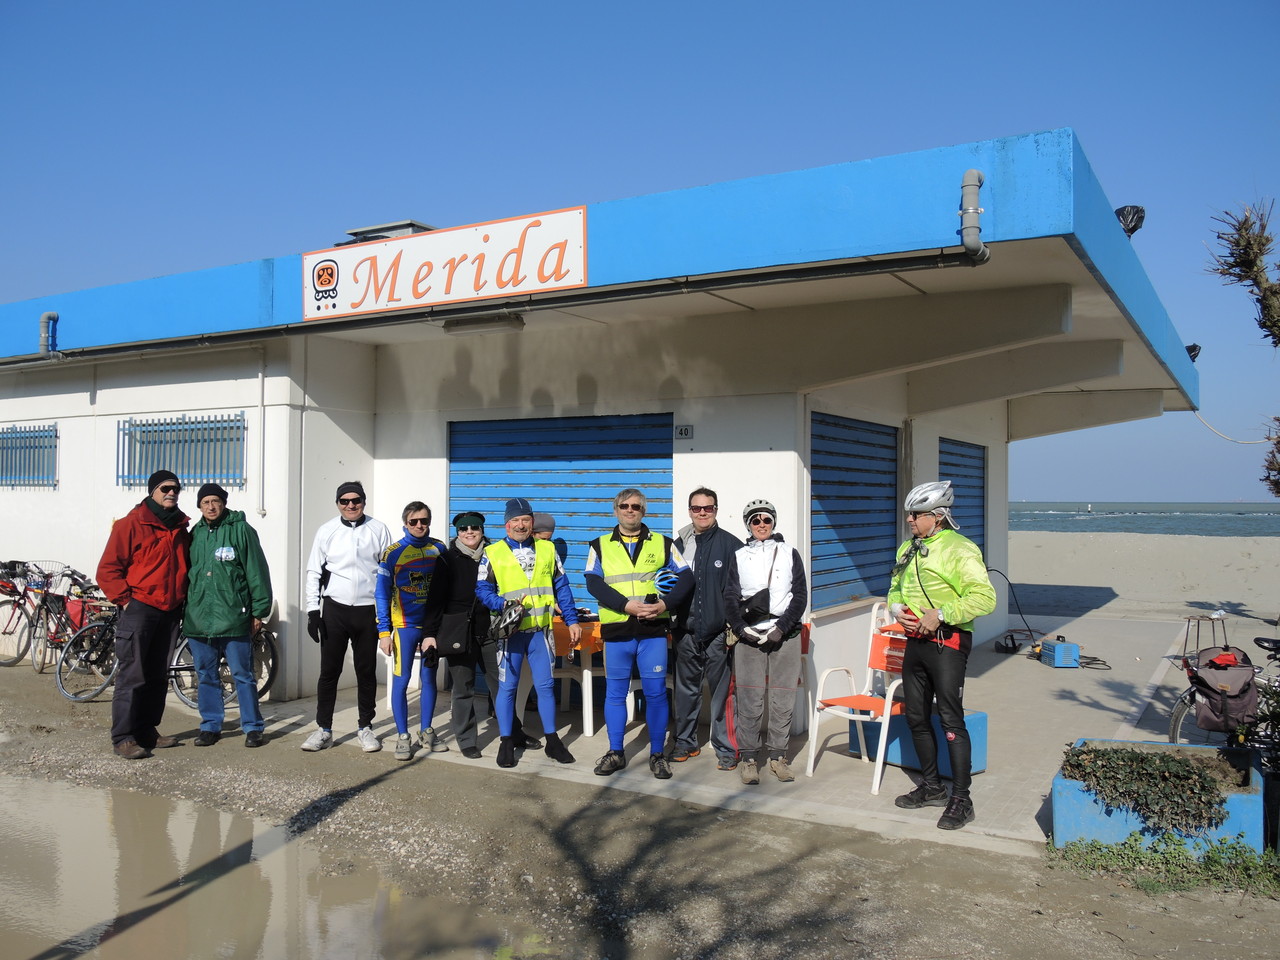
670, 487, 744, 769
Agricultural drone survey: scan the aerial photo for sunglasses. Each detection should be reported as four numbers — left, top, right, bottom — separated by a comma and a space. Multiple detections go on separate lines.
689, 504, 717, 513
749, 515, 774, 526
616, 502, 644, 512
338, 497, 365, 506
455, 524, 482, 532
158, 484, 181, 494
405, 518, 430, 528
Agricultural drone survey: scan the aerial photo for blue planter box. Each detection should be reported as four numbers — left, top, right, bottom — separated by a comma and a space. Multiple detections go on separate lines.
850, 709, 987, 777
1051, 739, 1264, 852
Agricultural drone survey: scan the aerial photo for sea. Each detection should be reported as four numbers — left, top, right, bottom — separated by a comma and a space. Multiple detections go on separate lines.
1009, 501, 1280, 537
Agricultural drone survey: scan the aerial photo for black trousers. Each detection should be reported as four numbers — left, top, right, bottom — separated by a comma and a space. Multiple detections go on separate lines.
316, 599, 379, 729
447, 636, 527, 748
111, 599, 182, 748
901, 632, 973, 798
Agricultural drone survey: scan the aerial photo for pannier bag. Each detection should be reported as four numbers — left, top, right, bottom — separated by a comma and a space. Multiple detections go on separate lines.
1191, 645, 1259, 732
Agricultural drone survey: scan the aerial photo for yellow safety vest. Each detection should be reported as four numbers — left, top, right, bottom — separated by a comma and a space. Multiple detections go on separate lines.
594, 531, 670, 627
484, 539, 556, 633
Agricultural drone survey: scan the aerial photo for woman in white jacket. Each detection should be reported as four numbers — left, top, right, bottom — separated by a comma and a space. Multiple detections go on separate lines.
723, 499, 808, 785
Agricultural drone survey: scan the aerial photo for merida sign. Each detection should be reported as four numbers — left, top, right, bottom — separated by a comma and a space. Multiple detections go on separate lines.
302, 207, 587, 321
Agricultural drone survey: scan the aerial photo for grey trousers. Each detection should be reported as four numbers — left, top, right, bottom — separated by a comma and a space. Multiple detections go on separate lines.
732, 637, 801, 759
671, 630, 736, 760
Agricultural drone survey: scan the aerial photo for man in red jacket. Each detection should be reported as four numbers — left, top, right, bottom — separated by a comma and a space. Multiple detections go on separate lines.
97, 469, 193, 759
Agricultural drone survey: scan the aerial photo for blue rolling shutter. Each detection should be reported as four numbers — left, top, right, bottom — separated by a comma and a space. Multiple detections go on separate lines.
810, 413, 899, 610
449, 413, 674, 606
938, 437, 986, 553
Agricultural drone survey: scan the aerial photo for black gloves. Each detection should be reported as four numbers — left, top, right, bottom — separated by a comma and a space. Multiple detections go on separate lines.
307, 610, 326, 644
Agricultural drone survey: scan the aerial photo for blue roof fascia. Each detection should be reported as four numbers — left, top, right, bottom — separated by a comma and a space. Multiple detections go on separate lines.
0, 256, 301, 356
1063, 136, 1199, 407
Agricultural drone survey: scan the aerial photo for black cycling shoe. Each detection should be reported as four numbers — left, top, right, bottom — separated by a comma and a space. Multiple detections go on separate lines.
894, 782, 949, 809
544, 733, 575, 764
937, 796, 975, 830
496, 737, 517, 768
594, 750, 627, 776
515, 731, 543, 750
194, 731, 221, 747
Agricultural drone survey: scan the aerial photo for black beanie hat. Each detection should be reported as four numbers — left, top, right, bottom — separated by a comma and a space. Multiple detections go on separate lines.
147, 470, 180, 493
336, 481, 366, 502
196, 483, 229, 504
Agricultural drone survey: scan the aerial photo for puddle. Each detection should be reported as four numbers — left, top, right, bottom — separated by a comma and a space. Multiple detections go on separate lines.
0, 775, 551, 959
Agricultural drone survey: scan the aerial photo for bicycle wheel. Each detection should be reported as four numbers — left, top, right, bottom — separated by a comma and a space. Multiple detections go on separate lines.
253, 629, 278, 699
30, 608, 52, 673
0, 597, 32, 666
56, 621, 118, 702
1168, 689, 1231, 747
170, 637, 201, 709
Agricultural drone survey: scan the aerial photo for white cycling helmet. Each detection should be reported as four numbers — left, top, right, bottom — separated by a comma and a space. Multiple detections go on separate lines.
904, 481, 958, 530
742, 498, 777, 529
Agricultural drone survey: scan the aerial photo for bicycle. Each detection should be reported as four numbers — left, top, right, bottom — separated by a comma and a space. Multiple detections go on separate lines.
1168, 635, 1280, 768
55, 613, 279, 707
7, 562, 104, 673
0, 561, 33, 666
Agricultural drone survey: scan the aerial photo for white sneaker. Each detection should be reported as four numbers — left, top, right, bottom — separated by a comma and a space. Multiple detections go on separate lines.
300, 728, 333, 752
357, 726, 381, 753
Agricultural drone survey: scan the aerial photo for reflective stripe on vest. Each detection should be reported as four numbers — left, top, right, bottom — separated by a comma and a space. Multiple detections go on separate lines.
484, 539, 556, 632
596, 532, 670, 626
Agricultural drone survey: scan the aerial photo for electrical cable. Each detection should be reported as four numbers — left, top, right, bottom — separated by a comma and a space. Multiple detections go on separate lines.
986, 566, 1111, 668
1194, 410, 1271, 444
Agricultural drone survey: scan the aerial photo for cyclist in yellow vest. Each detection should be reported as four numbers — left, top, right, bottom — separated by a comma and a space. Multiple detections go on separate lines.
476, 497, 581, 769
584, 488, 693, 779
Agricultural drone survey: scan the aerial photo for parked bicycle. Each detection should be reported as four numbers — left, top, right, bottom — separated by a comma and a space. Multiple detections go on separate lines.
0, 561, 103, 671
56, 610, 279, 707
1168, 635, 1280, 768
0, 561, 33, 666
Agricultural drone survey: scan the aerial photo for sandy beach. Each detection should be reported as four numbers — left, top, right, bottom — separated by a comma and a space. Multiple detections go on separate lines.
1009, 532, 1279, 629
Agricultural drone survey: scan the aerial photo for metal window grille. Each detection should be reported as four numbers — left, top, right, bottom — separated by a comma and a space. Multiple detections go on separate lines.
116, 412, 247, 489
0, 423, 58, 488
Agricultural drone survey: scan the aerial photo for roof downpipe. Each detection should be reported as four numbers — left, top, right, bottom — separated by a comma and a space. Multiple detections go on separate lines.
39, 312, 59, 356
960, 169, 990, 264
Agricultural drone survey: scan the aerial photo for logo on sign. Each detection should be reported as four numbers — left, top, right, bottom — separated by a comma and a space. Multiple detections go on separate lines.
312, 260, 339, 310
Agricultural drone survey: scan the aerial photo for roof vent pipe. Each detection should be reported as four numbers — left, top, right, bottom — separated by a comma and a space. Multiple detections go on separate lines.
39, 312, 59, 356
960, 170, 990, 264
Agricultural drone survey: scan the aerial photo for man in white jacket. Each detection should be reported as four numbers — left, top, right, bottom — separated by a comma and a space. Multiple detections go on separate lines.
723, 499, 808, 785
301, 481, 391, 753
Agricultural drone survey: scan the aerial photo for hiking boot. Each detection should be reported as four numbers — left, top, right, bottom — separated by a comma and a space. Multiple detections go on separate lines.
769, 757, 795, 782
594, 750, 627, 776
716, 755, 740, 771
649, 753, 673, 780
937, 796, 975, 830
418, 727, 449, 753
153, 735, 180, 749
194, 731, 221, 747
114, 739, 149, 760
394, 734, 413, 761
244, 731, 265, 748
669, 745, 701, 762
894, 782, 949, 809
300, 728, 333, 752
739, 758, 760, 784
497, 737, 517, 768
544, 733, 575, 764
357, 727, 381, 753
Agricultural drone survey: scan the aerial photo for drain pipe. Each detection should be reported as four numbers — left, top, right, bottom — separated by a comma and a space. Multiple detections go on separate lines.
39, 312, 59, 355
960, 170, 990, 264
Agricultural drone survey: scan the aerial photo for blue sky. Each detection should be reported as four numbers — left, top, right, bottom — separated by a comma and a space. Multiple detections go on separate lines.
2, 1, 1276, 502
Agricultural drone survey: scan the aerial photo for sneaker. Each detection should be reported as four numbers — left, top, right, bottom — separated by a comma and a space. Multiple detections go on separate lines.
357, 727, 381, 753
739, 758, 760, 785
716, 755, 740, 771
769, 757, 795, 782
669, 746, 701, 762
244, 731, 265, 748
419, 727, 449, 753
113, 739, 150, 760
594, 750, 627, 776
894, 782, 949, 809
300, 728, 333, 752
937, 796, 975, 830
394, 734, 413, 761
194, 731, 221, 747
649, 753, 673, 780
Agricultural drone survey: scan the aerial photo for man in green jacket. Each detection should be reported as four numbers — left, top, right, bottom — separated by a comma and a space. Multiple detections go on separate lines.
185, 483, 273, 747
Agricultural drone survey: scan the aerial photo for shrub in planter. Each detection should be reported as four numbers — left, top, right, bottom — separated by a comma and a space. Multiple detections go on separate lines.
1051, 739, 1264, 853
